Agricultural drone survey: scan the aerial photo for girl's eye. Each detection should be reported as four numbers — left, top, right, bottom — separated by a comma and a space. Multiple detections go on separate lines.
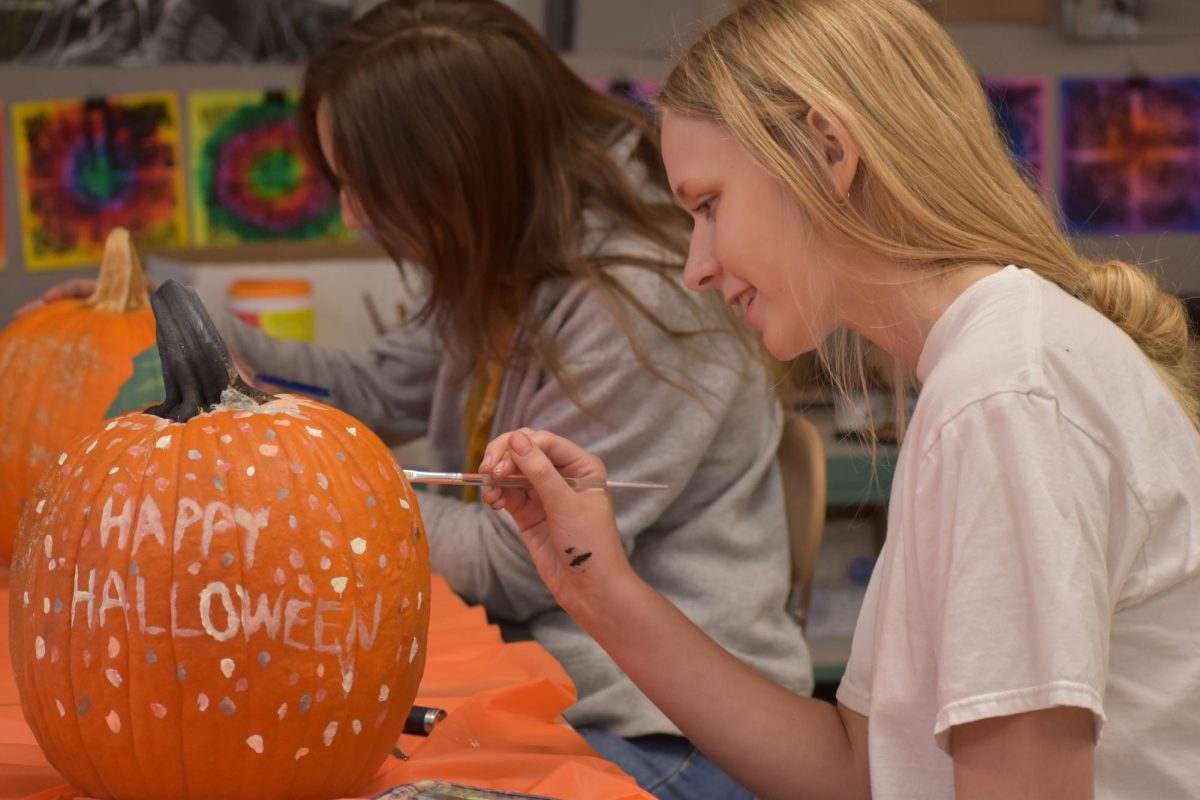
692, 197, 715, 217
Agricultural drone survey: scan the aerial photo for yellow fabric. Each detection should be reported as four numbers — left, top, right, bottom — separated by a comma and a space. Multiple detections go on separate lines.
462, 333, 514, 502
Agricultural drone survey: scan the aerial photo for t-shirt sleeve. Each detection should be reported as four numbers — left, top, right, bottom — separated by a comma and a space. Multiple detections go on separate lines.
913, 392, 1111, 752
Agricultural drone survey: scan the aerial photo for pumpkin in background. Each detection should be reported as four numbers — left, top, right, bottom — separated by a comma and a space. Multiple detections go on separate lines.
9, 280, 431, 800
0, 228, 164, 565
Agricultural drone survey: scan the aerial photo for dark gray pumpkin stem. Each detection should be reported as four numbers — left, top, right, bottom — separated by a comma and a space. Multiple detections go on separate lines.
146, 279, 273, 423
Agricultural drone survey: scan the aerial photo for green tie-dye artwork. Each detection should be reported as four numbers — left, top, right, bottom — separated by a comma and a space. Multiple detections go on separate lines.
105, 344, 165, 418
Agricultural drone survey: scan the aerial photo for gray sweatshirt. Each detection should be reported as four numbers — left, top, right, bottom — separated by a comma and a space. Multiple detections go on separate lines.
225, 155, 812, 739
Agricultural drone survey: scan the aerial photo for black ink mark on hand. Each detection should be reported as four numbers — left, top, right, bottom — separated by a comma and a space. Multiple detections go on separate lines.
569, 552, 592, 567
565, 547, 576, 554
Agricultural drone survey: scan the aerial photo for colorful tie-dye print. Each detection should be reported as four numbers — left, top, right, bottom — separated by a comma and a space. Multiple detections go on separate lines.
189, 90, 353, 245
1060, 76, 1200, 234
11, 93, 187, 271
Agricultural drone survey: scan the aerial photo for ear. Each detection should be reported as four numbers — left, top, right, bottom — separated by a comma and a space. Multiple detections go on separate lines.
806, 108, 860, 199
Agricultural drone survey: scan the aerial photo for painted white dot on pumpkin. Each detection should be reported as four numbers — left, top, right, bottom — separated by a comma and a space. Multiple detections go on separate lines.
399, 499, 411, 510
247, 735, 264, 754
105, 669, 122, 688
306, 426, 324, 438
22, 592, 29, 607
274, 568, 286, 586
295, 747, 309, 760
187, 449, 202, 460
323, 721, 339, 746
220, 435, 233, 444
379, 555, 388, 568
198, 693, 209, 711
155, 477, 170, 492
320, 531, 337, 549
155, 435, 173, 450
378, 684, 390, 702
56, 700, 66, 718
86, 440, 98, 454
352, 719, 362, 734
185, 473, 197, 481
34, 637, 45, 660
342, 671, 354, 695
277, 703, 288, 720
351, 538, 367, 555
246, 466, 256, 477
316, 663, 325, 678
289, 549, 304, 569
83, 650, 92, 668
417, 591, 423, 610
259, 444, 279, 457
43, 535, 53, 558
298, 575, 315, 595
220, 658, 236, 679
108, 637, 120, 658
108, 467, 119, 476
42, 597, 50, 614
58, 452, 67, 465
150, 703, 167, 719
346, 426, 358, 436
106, 420, 119, 431
320, 556, 331, 571
331, 576, 348, 596
188, 562, 201, 576
409, 638, 420, 663
106, 710, 121, 733
317, 473, 329, 490
47, 560, 57, 572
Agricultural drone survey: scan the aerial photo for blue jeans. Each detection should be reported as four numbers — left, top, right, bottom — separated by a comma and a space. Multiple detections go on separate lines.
578, 727, 755, 800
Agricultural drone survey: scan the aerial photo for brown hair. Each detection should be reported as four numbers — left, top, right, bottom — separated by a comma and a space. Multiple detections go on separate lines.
659, 0, 1200, 434
298, 0, 726, 404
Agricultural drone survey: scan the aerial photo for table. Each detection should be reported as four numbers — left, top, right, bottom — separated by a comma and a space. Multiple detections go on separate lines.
0, 571, 651, 800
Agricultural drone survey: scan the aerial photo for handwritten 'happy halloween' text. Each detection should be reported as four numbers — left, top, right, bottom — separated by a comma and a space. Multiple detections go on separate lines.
62, 494, 382, 655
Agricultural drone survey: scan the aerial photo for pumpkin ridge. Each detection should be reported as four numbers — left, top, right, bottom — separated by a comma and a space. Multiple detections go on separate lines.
306, 424, 371, 796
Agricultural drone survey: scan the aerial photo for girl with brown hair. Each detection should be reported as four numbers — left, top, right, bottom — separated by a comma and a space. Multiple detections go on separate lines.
233, 2, 812, 797
480, 0, 1200, 797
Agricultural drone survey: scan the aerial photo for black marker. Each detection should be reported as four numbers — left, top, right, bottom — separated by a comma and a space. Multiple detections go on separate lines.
404, 704, 448, 735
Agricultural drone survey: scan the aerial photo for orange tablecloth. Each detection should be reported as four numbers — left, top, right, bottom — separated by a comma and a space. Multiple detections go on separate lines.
0, 572, 650, 800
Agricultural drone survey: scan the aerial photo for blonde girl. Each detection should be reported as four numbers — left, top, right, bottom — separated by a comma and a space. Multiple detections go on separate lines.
481, 1, 1200, 797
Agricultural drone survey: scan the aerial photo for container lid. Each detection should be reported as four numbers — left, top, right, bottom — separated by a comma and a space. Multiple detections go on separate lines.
228, 279, 313, 299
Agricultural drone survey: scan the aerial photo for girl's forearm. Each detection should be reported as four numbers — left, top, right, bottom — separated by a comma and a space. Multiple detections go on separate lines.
571, 570, 870, 800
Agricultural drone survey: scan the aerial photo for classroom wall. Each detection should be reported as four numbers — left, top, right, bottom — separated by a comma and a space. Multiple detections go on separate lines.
2, 1, 1198, 327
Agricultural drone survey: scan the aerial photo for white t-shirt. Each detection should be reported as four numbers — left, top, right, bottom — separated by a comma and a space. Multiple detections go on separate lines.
837, 266, 1200, 798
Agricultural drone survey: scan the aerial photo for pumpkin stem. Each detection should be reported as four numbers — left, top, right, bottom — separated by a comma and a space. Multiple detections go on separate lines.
146, 280, 274, 423
80, 228, 151, 313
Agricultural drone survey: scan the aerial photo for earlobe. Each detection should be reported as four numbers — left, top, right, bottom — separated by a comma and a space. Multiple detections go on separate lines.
806, 107, 860, 199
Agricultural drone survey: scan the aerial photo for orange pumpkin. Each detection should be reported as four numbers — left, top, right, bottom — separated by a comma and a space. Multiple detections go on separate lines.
0, 228, 163, 564
9, 280, 431, 800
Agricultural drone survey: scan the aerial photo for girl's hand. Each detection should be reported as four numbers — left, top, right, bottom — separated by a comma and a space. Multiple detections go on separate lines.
14, 279, 100, 318
480, 428, 635, 615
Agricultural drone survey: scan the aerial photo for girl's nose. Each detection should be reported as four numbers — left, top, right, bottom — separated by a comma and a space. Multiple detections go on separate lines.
682, 235, 718, 292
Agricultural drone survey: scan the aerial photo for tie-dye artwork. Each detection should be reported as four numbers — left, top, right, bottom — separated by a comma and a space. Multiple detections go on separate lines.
189, 90, 351, 245
12, 93, 187, 271
984, 78, 1048, 192
1060, 77, 1200, 234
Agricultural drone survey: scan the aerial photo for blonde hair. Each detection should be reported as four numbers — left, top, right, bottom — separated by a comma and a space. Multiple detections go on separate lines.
658, 0, 1200, 434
